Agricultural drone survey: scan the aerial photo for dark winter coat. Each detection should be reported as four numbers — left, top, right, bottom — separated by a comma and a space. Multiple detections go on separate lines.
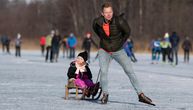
52, 35, 61, 48
1, 35, 8, 45
182, 40, 192, 51
67, 61, 92, 80
93, 15, 131, 52
82, 37, 98, 50
170, 33, 180, 48
51, 35, 61, 53
82, 38, 92, 50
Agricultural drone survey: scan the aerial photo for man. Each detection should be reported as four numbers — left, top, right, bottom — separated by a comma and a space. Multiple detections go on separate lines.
182, 36, 192, 63
1, 34, 10, 54
93, 2, 155, 105
169, 32, 180, 65
51, 30, 61, 62
45, 30, 54, 62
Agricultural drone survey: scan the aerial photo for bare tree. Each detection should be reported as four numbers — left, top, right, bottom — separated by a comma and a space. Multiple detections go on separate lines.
0, 0, 193, 50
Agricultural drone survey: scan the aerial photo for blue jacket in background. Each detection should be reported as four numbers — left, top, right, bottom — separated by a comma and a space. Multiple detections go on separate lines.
151, 40, 161, 52
67, 36, 77, 48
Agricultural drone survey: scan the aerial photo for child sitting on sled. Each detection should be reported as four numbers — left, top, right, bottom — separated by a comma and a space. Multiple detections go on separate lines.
67, 51, 99, 99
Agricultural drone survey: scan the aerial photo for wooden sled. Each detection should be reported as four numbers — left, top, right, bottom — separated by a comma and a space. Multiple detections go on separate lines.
64, 78, 102, 100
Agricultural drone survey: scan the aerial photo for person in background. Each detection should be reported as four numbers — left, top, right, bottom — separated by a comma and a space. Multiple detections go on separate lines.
170, 32, 180, 65
150, 38, 161, 64
45, 30, 54, 62
82, 32, 98, 63
40, 35, 46, 56
1, 34, 8, 53
3, 35, 11, 54
15, 33, 22, 57
62, 36, 69, 58
51, 30, 61, 62
160, 33, 172, 64
182, 36, 192, 63
124, 38, 137, 63
67, 33, 77, 59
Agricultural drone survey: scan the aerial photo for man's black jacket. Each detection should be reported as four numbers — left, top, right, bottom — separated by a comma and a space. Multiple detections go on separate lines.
93, 15, 131, 52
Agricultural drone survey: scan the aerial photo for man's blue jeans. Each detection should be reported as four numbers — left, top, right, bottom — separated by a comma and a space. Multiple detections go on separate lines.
98, 49, 142, 95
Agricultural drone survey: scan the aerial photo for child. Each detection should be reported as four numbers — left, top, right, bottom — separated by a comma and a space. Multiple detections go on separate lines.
67, 51, 99, 99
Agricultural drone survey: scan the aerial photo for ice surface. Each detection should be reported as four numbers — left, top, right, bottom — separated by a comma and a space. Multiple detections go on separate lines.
0, 50, 193, 110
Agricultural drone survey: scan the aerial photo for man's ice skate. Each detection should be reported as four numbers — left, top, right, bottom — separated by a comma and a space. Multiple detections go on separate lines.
138, 93, 156, 106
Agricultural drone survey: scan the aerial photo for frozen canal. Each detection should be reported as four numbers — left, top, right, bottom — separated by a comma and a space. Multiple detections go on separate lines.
0, 50, 193, 110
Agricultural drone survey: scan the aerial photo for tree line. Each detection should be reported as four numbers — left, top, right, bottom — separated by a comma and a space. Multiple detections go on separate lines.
0, 0, 193, 50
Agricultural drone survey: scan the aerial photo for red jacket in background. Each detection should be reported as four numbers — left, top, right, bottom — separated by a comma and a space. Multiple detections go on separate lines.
40, 36, 46, 45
